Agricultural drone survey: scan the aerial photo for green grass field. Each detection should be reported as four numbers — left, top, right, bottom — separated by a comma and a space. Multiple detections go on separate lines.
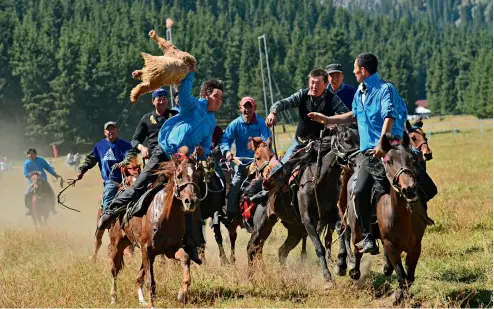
0, 125, 491, 307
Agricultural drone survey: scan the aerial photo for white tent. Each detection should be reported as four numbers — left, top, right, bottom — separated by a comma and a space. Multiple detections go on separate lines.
415, 106, 431, 114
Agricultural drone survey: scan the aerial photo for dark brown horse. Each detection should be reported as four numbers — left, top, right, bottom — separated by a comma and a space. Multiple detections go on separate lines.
108, 147, 206, 306
246, 125, 360, 287
90, 157, 142, 262
347, 135, 427, 304
28, 171, 53, 227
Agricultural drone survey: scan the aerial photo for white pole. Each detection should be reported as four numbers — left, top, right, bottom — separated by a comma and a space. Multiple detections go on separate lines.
166, 18, 174, 108
263, 35, 275, 111
258, 35, 268, 117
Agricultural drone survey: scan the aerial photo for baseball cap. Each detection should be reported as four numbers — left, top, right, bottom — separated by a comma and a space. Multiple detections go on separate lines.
152, 88, 168, 99
326, 63, 344, 74
104, 121, 117, 130
239, 96, 257, 108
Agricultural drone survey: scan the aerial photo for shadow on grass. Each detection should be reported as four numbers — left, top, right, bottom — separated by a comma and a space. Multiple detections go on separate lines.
446, 288, 492, 308
189, 285, 310, 306
438, 266, 486, 284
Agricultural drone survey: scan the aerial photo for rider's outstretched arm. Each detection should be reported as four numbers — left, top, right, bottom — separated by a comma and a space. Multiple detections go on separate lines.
308, 111, 355, 125
40, 157, 58, 177
78, 150, 98, 175
270, 90, 303, 114
177, 72, 199, 114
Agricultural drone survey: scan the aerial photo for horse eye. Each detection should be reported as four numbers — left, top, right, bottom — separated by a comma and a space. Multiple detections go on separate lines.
177, 174, 182, 179
411, 136, 416, 141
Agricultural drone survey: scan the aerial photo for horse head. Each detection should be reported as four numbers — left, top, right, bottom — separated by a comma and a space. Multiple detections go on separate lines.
406, 118, 432, 161
248, 137, 273, 178
169, 146, 205, 213
380, 134, 419, 203
29, 171, 43, 192
122, 154, 142, 186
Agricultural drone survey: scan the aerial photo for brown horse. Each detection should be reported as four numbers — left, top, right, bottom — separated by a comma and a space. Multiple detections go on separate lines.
225, 137, 273, 264
406, 118, 433, 161
347, 135, 427, 304
90, 157, 142, 262
28, 171, 53, 227
108, 147, 206, 306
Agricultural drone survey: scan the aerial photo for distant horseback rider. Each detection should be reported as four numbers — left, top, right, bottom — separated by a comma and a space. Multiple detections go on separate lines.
265, 68, 349, 164
308, 53, 412, 255
131, 88, 178, 159
220, 96, 272, 225
76, 121, 133, 214
99, 62, 224, 264
23, 148, 61, 215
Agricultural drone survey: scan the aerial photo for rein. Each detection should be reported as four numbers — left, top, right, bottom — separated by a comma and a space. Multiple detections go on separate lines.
57, 179, 82, 212
173, 171, 208, 202
383, 161, 419, 203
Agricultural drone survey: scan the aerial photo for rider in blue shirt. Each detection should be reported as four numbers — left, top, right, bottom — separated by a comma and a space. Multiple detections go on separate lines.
220, 96, 272, 223
308, 53, 408, 255
77, 121, 132, 212
23, 148, 61, 215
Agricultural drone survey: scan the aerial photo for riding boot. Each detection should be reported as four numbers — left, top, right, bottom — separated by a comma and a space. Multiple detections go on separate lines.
97, 210, 116, 230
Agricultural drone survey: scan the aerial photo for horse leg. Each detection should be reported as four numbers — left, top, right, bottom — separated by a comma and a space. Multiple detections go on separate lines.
279, 224, 305, 265
405, 244, 422, 286
228, 221, 238, 264
323, 224, 335, 263
300, 213, 334, 288
344, 226, 355, 266
335, 223, 348, 276
246, 213, 277, 279
382, 240, 408, 305
136, 263, 147, 306
110, 235, 127, 304
383, 251, 394, 276
213, 224, 228, 265
90, 228, 105, 262
300, 236, 307, 262
175, 248, 191, 304
142, 244, 156, 308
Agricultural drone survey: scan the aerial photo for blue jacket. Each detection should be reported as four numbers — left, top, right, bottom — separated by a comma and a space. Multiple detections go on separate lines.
158, 73, 216, 159
91, 138, 132, 182
328, 83, 356, 111
352, 72, 408, 152
220, 114, 272, 161
24, 157, 57, 182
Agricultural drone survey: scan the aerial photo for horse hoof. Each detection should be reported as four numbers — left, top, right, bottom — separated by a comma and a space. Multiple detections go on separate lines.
177, 290, 188, 304
138, 300, 148, 307
110, 299, 116, 305
383, 265, 394, 276
349, 268, 361, 280
335, 265, 347, 276
393, 291, 405, 305
89, 255, 96, 263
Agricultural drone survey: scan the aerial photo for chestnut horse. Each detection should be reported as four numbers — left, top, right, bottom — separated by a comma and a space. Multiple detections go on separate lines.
107, 148, 206, 306
347, 135, 427, 304
28, 171, 53, 227
90, 156, 142, 262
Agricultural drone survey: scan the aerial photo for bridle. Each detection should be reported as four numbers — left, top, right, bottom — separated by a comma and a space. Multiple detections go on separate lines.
172, 164, 208, 202
383, 158, 419, 203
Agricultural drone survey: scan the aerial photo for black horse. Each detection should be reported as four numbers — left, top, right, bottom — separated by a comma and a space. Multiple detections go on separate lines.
194, 146, 232, 264
245, 124, 360, 287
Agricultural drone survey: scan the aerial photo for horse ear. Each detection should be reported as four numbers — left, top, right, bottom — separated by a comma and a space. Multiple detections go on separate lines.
248, 137, 255, 151
380, 134, 392, 153
415, 119, 423, 128
401, 132, 411, 149
405, 120, 412, 131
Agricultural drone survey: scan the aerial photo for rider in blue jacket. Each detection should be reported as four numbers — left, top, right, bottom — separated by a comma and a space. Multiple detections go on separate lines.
23, 148, 61, 215
99, 63, 224, 265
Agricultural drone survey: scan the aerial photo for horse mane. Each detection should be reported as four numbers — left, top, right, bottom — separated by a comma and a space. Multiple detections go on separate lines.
154, 160, 177, 179
245, 177, 264, 199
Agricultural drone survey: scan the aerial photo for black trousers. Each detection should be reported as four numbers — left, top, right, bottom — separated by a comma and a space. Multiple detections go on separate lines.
353, 154, 387, 236
107, 146, 168, 212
